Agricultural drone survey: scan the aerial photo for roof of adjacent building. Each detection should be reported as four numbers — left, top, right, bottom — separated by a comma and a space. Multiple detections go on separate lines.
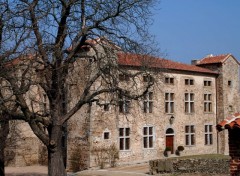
197, 54, 240, 65
216, 113, 240, 131
118, 52, 218, 75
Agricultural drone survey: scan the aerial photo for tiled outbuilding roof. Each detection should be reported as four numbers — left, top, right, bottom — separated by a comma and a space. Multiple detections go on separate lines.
118, 52, 218, 75
216, 113, 240, 131
197, 54, 240, 65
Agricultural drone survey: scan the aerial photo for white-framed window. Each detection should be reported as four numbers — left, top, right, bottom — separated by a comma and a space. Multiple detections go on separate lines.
204, 80, 212, 86
165, 93, 174, 113
204, 94, 212, 112
143, 126, 154, 148
204, 125, 213, 145
119, 94, 130, 113
185, 78, 194, 85
143, 92, 153, 113
165, 77, 174, 84
185, 125, 195, 146
119, 128, 130, 150
185, 93, 194, 113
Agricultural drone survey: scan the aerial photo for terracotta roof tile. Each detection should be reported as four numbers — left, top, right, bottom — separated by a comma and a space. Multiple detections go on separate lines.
216, 113, 240, 131
118, 52, 217, 75
197, 54, 230, 65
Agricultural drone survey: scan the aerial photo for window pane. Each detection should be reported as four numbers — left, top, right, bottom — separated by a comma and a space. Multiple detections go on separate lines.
126, 138, 130, 150
143, 102, 147, 113
191, 134, 195, 145
143, 127, 147, 135
209, 125, 212, 132
170, 93, 174, 101
149, 127, 153, 135
120, 138, 124, 150
210, 134, 213, 144
149, 102, 153, 113
165, 77, 169, 83
185, 135, 189, 145
191, 126, 195, 133
205, 134, 208, 145
185, 79, 188, 85
185, 126, 189, 133
165, 93, 169, 100
204, 103, 207, 112
185, 93, 188, 101
190, 79, 194, 85
149, 137, 153, 148
170, 102, 174, 113
190, 94, 194, 101
170, 78, 174, 84
190, 102, 194, 112
126, 128, 130, 136
165, 102, 169, 113
185, 102, 189, 113
149, 92, 153, 100
144, 137, 148, 148
204, 94, 207, 100
119, 128, 124, 136
205, 125, 208, 132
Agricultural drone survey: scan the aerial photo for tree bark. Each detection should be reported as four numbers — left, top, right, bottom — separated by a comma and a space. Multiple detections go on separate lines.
0, 120, 9, 176
48, 124, 66, 176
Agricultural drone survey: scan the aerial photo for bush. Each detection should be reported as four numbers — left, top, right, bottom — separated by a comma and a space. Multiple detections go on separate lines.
177, 146, 184, 151
165, 146, 172, 151
92, 144, 119, 169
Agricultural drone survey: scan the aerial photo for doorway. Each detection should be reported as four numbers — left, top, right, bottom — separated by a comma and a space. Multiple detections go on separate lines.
165, 128, 174, 154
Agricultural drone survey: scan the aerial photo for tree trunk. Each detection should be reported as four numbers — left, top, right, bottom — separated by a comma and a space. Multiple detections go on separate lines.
0, 120, 9, 176
48, 125, 66, 176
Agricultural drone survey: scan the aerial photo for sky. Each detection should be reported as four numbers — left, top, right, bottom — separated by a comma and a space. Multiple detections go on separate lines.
150, 0, 240, 64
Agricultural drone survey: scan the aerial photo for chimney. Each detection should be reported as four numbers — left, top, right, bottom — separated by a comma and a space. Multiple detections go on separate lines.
191, 59, 199, 65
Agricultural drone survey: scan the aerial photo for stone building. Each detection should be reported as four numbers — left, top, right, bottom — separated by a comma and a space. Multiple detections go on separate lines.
4, 50, 240, 169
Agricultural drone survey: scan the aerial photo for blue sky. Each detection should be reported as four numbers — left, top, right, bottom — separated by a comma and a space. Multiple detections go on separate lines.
150, 0, 240, 63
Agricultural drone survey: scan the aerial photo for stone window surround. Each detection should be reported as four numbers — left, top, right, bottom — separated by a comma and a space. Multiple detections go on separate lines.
165, 92, 174, 114
185, 125, 195, 146
204, 124, 213, 145
203, 93, 212, 113
143, 125, 155, 149
143, 91, 153, 113
119, 127, 130, 151
184, 93, 195, 113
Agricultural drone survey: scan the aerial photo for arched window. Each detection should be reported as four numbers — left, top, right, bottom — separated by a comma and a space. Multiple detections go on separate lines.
166, 128, 174, 134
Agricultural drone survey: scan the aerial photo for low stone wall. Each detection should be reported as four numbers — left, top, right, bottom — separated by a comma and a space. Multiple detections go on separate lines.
149, 157, 230, 175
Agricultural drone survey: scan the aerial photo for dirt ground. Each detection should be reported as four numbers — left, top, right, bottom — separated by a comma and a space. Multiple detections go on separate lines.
5, 164, 230, 176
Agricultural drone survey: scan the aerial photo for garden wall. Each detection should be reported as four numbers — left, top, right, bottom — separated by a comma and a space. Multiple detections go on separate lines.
149, 157, 230, 175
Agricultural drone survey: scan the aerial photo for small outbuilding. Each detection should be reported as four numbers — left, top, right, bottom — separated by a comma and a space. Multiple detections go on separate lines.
217, 112, 240, 176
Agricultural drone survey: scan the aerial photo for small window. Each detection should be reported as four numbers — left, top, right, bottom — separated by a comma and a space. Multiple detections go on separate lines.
204, 80, 212, 86
104, 132, 110, 139
143, 92, 153, 113
104, 104, 109, 111
165, 77, 174, 84
143, 75, 154, 83
228, 80, 232, 87
185, 79, 194, 85
229, 105, 233, 112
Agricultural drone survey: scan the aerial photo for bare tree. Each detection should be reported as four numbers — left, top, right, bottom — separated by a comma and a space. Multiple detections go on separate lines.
0, 0, 159, 175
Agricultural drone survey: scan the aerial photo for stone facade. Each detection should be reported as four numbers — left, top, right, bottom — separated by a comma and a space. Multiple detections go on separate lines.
5, 53, 240, 170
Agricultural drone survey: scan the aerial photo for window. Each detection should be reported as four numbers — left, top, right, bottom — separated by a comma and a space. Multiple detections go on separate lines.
204, 94, 212, 112
143, 126, 154, 148
165, 93, 174, 113
204, 80, 212, 86
104, 132, 110, 139
143, 92, 153, 113
143, 75, 154, 83
229, 105, 233, 112
165, 77, 174, 84
119, 128, 130, 150
103, 104, 109, 111
119, 94, 130, 113
205, 125, 213, 145
228, 80, 232, 87
185, 93, 194, 113
185, 79, 194, 85
119, 74, 129, 81
185, 125, 195, 146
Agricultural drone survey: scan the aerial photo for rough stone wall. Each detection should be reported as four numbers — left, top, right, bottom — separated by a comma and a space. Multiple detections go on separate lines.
84, 70, 218, 167
149, 157, 230, 175
5, 121, 44, 167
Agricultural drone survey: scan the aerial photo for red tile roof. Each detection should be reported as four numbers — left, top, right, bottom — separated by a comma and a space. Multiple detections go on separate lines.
197, 54, 239, 65
118, 52, 218, 75
216, 113, 240, 131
